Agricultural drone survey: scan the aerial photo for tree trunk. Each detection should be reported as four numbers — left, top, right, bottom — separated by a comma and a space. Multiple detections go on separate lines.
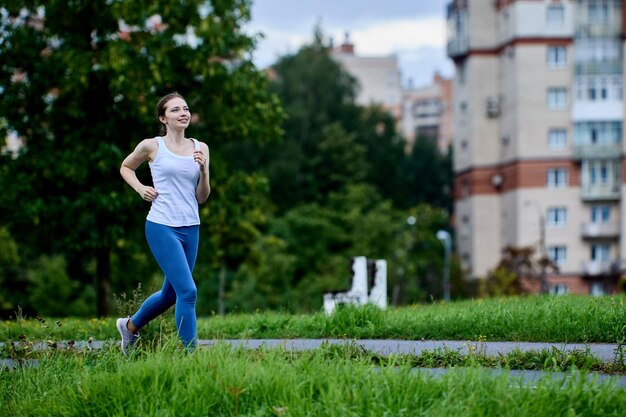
96, 246, 112, 317
218, 266, 226, 316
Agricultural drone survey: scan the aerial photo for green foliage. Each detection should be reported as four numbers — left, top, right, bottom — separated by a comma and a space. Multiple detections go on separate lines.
226, 235, 298, 312
27, 255, 95, 317
3, 343, 626, 417
480, 267, 519, 297
0, 0, 283, 315
4, 295, 626, 344
194, 295, 626, 343
481, 246, 559, 297
401, 138, 453, 210
0, 227, 23, 312
324, 304, 385, 336
0, 9, 455, 316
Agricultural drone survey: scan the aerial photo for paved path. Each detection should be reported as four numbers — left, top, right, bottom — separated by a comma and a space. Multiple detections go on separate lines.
197, 339, 626, 388
198, 339, 623, 363
3, 338, 621, 361
3, 339, 626, 387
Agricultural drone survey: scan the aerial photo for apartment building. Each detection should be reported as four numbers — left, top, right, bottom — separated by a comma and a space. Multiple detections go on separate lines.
331, 34, 403, 119
332, 34, 453, 153
447, 0, 623, 294
402, 72, 454, 153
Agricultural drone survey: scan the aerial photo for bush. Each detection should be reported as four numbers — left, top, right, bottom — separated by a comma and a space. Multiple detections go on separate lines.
27, 255, 95, 317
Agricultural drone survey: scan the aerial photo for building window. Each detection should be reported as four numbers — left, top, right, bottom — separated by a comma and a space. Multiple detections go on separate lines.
550, 284, 569, 295
547, 207, 567, 227
547, 4, 565, 25
590, 282, 605, 296
574, 121, 621, 144
591, 205, 610, 224
576, 75, 622, 101
547, 88, 567, 109
589, 161, 610, 184
588, 1, 610, 23
548, 128, 567, 149
547, 168, 568, 188
547, 46, 567, 68
548, 245, 567, 267
576, 38, 620, 63
591, 243, 611, 262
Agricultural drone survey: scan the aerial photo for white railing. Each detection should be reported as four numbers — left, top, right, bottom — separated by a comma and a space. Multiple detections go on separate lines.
581, 222, 619, 238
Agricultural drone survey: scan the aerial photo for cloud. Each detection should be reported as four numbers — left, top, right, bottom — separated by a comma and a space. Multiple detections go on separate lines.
247, 15, 453, 87
330, 17, 446, 56
249, 16, 446, 62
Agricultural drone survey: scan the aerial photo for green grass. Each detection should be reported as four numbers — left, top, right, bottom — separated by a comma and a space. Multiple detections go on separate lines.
5, 295, 624, 343
3, 297, 626, 415
2, 342, 626, 417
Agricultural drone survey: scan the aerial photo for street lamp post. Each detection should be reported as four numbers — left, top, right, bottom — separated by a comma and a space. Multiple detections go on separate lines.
436, 230, 451, 302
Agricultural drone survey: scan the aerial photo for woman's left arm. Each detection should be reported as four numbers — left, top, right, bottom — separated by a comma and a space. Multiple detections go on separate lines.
194, 142, 211, 203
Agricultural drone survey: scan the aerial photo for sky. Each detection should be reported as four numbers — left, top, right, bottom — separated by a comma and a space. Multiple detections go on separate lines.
245, 0, 455, 88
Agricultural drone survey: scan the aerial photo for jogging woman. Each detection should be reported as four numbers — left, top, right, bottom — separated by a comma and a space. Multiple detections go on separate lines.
117, 92, 210, 353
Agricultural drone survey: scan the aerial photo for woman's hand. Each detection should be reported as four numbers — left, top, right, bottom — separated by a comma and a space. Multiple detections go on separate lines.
194, 150, 209, 174
139, 185, 158, 202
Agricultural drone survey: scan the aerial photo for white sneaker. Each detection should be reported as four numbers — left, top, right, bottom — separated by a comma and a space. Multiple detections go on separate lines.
116, 317, 139, 355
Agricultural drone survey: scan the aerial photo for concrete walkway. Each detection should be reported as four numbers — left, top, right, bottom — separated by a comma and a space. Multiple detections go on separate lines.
198, 339, 626, 388
3, 338, 626, 387
198, 338, 624, 363
3, 338, 622, 361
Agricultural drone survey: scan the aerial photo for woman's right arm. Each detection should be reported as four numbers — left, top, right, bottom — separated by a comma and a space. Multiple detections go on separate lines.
120, 139, 159, 202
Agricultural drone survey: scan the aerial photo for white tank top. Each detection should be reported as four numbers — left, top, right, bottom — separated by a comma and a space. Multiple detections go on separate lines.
146, 136, 201, 227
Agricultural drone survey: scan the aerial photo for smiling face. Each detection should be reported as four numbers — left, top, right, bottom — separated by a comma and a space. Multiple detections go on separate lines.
159, 97, 190, 133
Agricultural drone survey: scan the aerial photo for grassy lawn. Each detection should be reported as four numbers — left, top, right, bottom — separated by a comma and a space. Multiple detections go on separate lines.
2, 342, 626, 417
2, 295, 626, 416
3, 295, 626, 343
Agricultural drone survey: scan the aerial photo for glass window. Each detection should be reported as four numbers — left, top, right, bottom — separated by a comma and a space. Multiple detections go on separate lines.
588, 1, 610, 23
591, 205, 610, 224
547, 207, 567, 227
591, 243, 611, 262
574, 121, 622, 144
590, 282, 605, 296
547, 46, 567, 68
547, 168, 568, 187
548, 246, 567, 266
589, 161, 611, 184
547, 4, 565, 25
548, 128, 567, 149
547, 88, 567, 109
550, 284, 569, 296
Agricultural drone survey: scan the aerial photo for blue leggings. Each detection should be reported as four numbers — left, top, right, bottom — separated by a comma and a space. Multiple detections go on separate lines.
132, 220, 199, 349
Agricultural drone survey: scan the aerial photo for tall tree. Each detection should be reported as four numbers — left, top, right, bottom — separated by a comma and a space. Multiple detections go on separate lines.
402, 138, 453, 211
0, 0, 283, 315
220, 28, 407, 212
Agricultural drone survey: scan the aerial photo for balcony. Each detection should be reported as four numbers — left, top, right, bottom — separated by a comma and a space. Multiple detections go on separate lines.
447, 37, 469, 58
575, 61, 622, 76
580, 260, 620, 276
575, 23, 622, 38
581, 222, 619, 239
573, 143, 622, 160
447, 5, 468, 59
581, 183, 621, 200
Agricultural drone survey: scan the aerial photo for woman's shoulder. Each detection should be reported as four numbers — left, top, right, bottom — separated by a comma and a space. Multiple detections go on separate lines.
138, 137, 159, 150
190, 138, 209, 152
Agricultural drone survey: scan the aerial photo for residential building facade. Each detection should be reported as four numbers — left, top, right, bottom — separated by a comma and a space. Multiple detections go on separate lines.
447, 0, 623, 294
331, 34, 404, 119
402, 72, 454, 153
332, 34, 453, 153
